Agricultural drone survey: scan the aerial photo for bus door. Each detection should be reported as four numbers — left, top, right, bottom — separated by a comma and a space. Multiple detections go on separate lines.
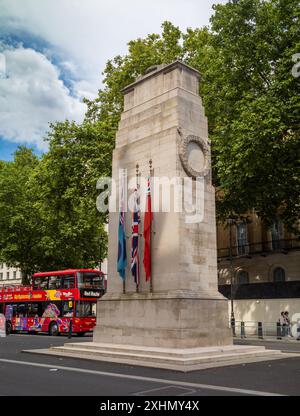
58, 300, 74, 333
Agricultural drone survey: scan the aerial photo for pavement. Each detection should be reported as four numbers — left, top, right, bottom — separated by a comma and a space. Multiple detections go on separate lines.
235, 337, 300, 353
1, 333, 300, 397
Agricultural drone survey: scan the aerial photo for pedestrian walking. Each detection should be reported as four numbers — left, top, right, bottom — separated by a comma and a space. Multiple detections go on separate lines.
280, 311, 287, 338
284, 311, 292, 338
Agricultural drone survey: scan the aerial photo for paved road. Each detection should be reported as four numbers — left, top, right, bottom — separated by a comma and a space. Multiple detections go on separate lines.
0, 334, 300, 397
235, 337, 300, 352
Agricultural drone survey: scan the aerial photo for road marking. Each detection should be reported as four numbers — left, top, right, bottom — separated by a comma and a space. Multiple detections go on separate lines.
134, 385, 197, 396
0, 358, 283, 396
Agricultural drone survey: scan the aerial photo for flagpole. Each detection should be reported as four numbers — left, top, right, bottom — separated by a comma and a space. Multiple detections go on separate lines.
149, 159, 154, 294
121, 168, 127, 295
123, 167, 126, 295
136, 163, 140, 294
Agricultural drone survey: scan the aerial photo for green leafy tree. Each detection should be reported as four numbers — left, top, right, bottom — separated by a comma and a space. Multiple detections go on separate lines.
0, 123, 110, 282
28, 120, 111, 274
84, 21, 184, 126
184, 0, 300, 233
85, 6, 299, 234
64, 3, 300, 234
0, 147, 41, 283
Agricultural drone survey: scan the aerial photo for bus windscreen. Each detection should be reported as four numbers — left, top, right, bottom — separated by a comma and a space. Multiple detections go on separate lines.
77, 272, 102, 289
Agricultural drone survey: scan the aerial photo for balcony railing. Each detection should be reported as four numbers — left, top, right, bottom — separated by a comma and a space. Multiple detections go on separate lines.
218, 238, 300, 260
219, 281, 300, 300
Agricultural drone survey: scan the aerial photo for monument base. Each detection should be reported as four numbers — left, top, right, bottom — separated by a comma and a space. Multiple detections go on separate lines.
31, 343, 287, 372
93, 293, 232, 349
25, 294, 290, 372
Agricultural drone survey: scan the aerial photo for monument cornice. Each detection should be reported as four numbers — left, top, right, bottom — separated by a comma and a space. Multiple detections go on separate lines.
121, 60, 201, 95
99, 290, 226, 301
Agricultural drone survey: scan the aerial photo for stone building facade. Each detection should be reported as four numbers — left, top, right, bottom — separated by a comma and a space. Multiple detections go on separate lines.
217, 211, 300, 323
217, 211, 299, 285
0, 263, 22, 287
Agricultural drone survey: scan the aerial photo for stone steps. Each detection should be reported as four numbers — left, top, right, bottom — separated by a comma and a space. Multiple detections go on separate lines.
55, 342, 267, 359
50, 343, 281, 367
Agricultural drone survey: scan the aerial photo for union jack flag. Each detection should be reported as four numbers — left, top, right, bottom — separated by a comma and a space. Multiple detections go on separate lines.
131, 188, 140, 285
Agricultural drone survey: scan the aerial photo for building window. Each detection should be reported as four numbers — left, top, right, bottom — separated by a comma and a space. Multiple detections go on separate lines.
237, 270, 249, 285
236, 223, 249, 255
7, 272, 9, 280
13, 271, 17, 279
0, 273, 2, 280
273, 267, 285, 282
271, 219, 283, 250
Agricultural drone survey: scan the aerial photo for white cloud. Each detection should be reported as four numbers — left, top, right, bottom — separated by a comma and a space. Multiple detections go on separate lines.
0, 0, 228, 97
0, 0, 228, 150
0, 47, 86, 150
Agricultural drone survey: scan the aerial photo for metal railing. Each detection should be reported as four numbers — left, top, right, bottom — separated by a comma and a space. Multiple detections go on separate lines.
230, 320, 300, 340
219, 281, 300, 299
218, 239, 300, 259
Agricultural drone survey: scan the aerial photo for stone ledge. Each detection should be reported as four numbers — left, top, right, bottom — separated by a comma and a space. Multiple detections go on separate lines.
101, 290, 227, 301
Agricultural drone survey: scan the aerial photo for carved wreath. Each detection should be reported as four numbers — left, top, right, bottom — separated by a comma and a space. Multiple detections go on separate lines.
179, 135, 210, 179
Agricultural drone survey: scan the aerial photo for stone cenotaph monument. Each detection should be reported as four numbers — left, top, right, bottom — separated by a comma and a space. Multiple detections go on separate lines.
93, 61, 232, 348
49, 61, 277, 370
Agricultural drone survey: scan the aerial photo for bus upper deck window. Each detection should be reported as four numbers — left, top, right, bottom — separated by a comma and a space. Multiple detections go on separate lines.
48, 275, 61, 289
77, 272, 102, 288
34, 277, 48, 289
62, 275, 75, 289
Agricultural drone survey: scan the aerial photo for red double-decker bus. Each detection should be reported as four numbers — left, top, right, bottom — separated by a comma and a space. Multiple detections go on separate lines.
0, 269, 106, 336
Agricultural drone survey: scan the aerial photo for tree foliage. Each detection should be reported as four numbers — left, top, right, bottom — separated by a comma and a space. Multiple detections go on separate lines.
85, 0, 300, 233
0, 148, 41, 283
0, 122, 111, 283
28, 120, 111, 275
198, 0, 300, 233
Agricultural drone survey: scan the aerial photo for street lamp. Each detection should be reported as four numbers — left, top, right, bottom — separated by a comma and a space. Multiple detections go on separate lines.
227, 217, 235, 334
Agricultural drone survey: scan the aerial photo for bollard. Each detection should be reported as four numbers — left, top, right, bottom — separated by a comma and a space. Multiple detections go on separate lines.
68, 320, 73, 339
258, 321, 263, 339
241, 321, 246, 338
231, 318, 236, 337
276, 321, 282, 339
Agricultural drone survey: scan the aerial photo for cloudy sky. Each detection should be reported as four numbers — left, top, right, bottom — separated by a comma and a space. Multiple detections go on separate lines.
0, 0, 227, 160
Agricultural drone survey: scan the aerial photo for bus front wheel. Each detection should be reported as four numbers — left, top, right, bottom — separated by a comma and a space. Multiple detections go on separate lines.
48, 322, 59, 336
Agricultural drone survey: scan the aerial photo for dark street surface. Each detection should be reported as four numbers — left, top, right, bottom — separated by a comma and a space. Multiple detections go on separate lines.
235, 337, 300, 352
0, 333, 300, 396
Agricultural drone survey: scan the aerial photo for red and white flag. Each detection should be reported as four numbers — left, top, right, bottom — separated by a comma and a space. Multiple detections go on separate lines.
143, 177, 153, 281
